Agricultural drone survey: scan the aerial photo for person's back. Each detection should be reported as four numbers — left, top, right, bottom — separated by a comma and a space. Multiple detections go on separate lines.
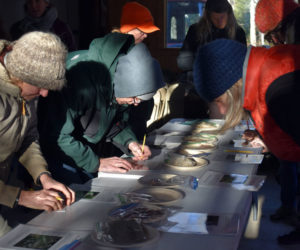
255, 0, 300, 245
10, 0, 77, 51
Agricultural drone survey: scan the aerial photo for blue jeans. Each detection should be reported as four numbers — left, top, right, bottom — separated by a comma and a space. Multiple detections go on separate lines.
279, 160, 299, 210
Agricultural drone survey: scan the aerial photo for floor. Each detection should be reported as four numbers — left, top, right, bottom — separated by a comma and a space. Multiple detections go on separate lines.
238, 156, 299, 250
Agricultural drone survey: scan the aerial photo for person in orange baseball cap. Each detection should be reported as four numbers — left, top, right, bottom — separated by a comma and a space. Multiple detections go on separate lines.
116, 1, 160, 44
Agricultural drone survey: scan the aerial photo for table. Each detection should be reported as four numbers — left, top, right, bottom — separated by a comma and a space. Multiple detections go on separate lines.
0, 119, 264, 250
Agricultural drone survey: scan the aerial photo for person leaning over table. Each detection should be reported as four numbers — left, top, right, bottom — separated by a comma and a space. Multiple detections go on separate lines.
0, 31, 75, 237
193, 38, 300, 244
177, 0, 246, 119
38, 32, 165, 186
112, 1, 160, 140
255, 0, 300, 245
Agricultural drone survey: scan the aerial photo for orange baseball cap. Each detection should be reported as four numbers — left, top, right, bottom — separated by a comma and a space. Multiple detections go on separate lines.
120, 2, 160, 34
255, 0, 299, 33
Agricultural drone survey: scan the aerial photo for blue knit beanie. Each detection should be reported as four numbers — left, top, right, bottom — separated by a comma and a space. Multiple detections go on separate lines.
193, 39, 247, 102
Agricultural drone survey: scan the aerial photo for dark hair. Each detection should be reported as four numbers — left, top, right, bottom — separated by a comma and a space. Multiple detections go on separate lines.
205, 0, 231, 13
195, 3, 238, 45
265, 7, 300, 45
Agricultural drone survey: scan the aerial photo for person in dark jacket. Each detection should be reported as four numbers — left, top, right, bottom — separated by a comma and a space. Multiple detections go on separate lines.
255, 0, 300, 245
177, 0, 246, 119
10, 0, 77, 51
38, 33, 165, 185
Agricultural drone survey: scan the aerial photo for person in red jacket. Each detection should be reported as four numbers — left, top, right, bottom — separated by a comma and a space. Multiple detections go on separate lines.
254, 0, 300, 244
193, 38, 300, 244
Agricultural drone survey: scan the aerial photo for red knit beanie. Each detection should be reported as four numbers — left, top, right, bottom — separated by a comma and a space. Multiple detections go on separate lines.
255, 0, 299, 33
120, 2, 159, 34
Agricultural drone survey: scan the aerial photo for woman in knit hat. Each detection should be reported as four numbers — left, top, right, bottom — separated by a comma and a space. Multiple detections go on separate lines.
177, 0, 247, 119
255, 0, 300, 244
194, 38, 300, 245
38, 32, 165, 185
10, 0, 77, 51
112, 1, 160, 44
0, 31, 75, 237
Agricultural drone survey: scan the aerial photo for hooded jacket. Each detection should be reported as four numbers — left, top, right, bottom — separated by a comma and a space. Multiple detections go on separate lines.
243, 44, 300, 161
39, 33, 138, 173
0, 40, 49, 208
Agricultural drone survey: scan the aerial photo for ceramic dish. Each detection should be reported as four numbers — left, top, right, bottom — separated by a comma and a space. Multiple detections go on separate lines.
138, 174, 181, 187
181, 141, 217, 150
91, 223, 159, 248
165, 155, 209, 170
184, 133, 218, 143
108, 203, 168, 224
129, 187, 184, 205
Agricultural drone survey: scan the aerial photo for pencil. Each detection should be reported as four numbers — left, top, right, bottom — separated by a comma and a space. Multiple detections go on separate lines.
142, 134, 146, 154
224, 149, 253, 154
56, 196, 64, 201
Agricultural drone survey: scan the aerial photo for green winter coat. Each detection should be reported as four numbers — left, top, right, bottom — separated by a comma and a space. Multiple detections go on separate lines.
0, 40, 49, 208
39, 33, 137, 173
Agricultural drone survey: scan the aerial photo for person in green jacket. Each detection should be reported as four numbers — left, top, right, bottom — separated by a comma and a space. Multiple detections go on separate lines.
0, 31, 75, 237
38, 32, 165, 185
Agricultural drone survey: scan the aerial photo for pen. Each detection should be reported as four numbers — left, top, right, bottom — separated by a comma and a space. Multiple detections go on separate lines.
142, 134, 146, 154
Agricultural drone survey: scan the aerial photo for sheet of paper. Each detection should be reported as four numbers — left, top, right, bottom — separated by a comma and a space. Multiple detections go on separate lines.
199, 171, 266, 191
0, 224, 89, 250
159, 212, 239, 235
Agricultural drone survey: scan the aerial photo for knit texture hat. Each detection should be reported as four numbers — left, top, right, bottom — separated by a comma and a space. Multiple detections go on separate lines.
120, 2, 160, 34
205, 0, 231, 13
193, 39, 247, 102
255, 0, 300, 33
114, 43, 165, 99
6, 31, 66, 90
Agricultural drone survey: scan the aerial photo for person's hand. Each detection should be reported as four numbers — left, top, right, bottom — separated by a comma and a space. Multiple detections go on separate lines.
242, 129, 258, 141
248, 137, 269, 153
18, 189, 66, 212
128, 141, 151, 161
99, 157, 133, 173
39, 174, 75, 206
242, 130, 269, 153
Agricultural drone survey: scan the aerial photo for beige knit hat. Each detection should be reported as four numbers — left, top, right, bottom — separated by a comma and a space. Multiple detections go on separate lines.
6, 31, 67, 90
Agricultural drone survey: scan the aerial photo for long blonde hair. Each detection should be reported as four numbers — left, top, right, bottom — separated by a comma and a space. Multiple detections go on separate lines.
221, 79, 249, 132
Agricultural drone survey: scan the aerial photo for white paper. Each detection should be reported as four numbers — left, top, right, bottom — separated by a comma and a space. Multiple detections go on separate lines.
159, 212, 239, 235
0, 224, 89, 250
209, 151, 264, 164
199, 171, 266, 191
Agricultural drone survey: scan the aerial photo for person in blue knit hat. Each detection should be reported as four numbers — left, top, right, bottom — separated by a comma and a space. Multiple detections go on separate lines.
194, 38, 300, 168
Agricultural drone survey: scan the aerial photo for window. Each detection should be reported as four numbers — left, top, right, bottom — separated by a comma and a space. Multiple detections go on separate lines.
166, 0, 205, 48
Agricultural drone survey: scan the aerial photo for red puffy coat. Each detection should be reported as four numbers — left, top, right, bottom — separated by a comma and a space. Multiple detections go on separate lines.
243, 44, 300, 161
